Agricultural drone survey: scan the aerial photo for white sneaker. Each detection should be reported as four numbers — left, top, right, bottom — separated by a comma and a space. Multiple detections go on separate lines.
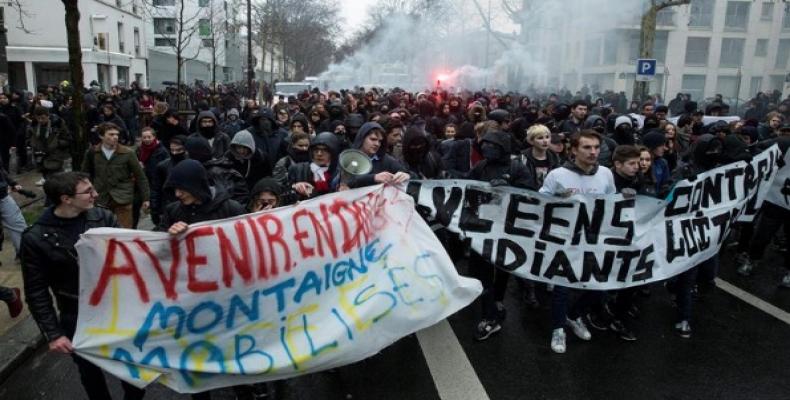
35, 178, 45, 186
567, 317, 592, 341
550, 328, 566, 354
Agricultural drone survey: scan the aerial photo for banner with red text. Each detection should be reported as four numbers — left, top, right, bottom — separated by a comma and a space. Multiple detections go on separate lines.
73, 184, 482, 393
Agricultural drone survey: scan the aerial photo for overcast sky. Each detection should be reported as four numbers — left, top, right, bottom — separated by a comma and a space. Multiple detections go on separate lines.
338, 0, 374, 39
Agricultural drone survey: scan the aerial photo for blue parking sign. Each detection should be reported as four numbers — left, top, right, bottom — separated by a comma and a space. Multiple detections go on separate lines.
636, 59, 656, 81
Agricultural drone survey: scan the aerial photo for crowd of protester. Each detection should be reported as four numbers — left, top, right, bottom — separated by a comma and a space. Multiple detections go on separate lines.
0, 80, 789, 399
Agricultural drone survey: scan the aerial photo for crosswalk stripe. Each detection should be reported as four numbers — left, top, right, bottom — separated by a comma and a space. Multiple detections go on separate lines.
416, 319, 490, 400
715, 278, 790, 326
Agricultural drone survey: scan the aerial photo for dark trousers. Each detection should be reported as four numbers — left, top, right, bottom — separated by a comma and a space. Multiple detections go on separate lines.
673, 255, 719, 323
15, 131, 27, 171
551, 287, 602, 330
60, 313, 146, 400
469, 252, 511, 321
748, 202, 789, 270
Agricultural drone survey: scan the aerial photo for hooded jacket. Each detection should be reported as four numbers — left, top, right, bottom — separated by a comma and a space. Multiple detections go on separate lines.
190, 110, 231, 159
288, 132, 342, 197
224, 130, 271, 188
468, 131, 536, 189
247, 177, 295, 211
238, 108, 288, 170
402, 128, 444, 179
185, 136, 250, 204
159, 160, 246, 230
673, 134, 723, 183
347, 122, 407, 188
220, 108, 244, 136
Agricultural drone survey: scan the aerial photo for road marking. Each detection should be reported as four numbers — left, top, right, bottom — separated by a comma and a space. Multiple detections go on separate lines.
416, 319, 490, 400
716, 278, 790, 325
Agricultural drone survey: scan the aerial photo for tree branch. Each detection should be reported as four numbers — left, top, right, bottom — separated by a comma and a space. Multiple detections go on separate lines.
469, 0, 514, 48
656, 0, 691, 11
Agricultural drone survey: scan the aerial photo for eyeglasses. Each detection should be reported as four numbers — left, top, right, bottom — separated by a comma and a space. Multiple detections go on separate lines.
74, 187, 97, 196
313, 147, 330, 154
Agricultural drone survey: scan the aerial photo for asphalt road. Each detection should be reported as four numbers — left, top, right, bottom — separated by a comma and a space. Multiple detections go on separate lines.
1, 243, 788, 400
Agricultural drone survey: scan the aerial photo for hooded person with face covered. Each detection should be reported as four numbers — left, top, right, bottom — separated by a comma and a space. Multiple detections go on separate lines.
190, 111, 231, 160
467, 130, 534, 342
185, 136, 250, 205
273, 132, 311, 187
151, 135, 188, 223
220, 108, 244, 137
347, 122, 409, 188
666, 133, 723, 340
401, 126, 445, 179
236, 108, 288, 171
219, 130, 271, 189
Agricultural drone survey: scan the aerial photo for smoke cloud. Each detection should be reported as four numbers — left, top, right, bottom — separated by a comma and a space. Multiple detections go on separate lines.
320, 0, 657, 91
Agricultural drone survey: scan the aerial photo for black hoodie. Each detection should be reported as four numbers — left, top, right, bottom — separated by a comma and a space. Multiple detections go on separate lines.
469, 131, 537, 190
402, 127, 444, 179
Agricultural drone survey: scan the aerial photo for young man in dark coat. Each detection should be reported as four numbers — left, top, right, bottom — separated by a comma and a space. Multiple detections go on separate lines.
347, 122, 409, 188
21, 172, 145, 400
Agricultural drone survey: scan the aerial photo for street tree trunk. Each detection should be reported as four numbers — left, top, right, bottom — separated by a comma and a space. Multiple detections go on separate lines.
62, 0, 87, 167
633, 0, 690, 103
176, 0, 185, 110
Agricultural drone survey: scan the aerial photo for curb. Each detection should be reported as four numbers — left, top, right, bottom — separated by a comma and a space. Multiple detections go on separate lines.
0, 316, 43, 384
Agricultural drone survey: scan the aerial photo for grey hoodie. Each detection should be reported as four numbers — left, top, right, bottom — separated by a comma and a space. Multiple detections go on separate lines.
230, 130, 255, 160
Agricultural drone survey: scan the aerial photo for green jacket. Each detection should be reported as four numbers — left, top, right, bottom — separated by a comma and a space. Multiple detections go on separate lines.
82, 145, 149, 206
27, 115, 71, 172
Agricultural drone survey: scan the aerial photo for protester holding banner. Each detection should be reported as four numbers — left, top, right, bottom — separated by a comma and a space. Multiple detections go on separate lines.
20, 172, 146, 400
539, 130, 616, 354
288, 131, 342, 198
347, 122, 409, 188
469, 130, 536, 340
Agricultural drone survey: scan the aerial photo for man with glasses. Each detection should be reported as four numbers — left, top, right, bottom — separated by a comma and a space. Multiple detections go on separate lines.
20, 172, 145, 400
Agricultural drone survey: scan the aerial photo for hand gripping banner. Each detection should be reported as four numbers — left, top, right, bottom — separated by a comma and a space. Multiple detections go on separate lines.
73, 184, 482, 393
408, 145, 783, 290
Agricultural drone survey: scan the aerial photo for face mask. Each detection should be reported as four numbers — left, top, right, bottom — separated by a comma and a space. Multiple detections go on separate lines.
199, 125, 216, 138
170, 152, 186, 163
291, 148, 310, 163
480, 142, 504, 161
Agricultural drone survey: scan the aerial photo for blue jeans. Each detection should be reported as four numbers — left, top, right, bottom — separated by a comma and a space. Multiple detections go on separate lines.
675, 255, 719, 323
0, 195, 27, 254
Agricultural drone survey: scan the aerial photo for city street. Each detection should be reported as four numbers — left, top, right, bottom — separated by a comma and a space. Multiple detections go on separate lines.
2, 245, 788, 400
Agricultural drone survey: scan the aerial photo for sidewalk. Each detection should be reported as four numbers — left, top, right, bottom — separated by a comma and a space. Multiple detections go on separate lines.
0, 169, 47, 384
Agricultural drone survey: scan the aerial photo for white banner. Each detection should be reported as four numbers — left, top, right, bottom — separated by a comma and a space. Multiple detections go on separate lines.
765, 150, 790, 210
73, 185, 481, 393
408, 145, 782, 290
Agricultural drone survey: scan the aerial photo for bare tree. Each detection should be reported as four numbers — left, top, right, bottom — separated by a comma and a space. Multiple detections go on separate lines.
142, 0, 205, 109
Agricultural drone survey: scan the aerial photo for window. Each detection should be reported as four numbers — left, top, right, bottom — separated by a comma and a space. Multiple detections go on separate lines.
584, 38, 601, 66
755, 39, 768, 57
784, 6, 790, 30
117, 22, 124, 53
603, 33, 618, 65
154, 18, 176, 34
761, 2, 774, 20
769, 75, 785, 91
134, 28, 141, 56
777, 39, 790, 69
199, 0, 210, 6
682, 75, 706, 101
685, 37, 710, 66
152, 0, 175, 6
154, 37, 176, 47
750, 76, 763, 94
719, 38, 745, 67
689, 0, 714, 28
656, 8, 675, 26
653, 31, 669, 63
725, 1, 750, 30
199, 19, 211, 36
202, 39, 213, 47
716, 75, 739, 99
96, 32, 107, 50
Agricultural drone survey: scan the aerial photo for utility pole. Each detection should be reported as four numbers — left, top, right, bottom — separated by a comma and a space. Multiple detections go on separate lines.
632, 0, 690, 103
246, 0, 253, 101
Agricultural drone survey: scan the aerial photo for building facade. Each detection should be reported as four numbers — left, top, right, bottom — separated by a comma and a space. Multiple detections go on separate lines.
5, 0, 148, 92
525, 0, 790, 102
144, 0, 241, 90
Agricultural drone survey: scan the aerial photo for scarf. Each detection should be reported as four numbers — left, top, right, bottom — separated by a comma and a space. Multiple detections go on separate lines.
310, 162, 330, 192
139, 139, 160, 164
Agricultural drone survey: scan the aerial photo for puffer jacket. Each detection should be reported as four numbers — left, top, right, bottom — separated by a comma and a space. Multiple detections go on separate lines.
21, 207, 118, 341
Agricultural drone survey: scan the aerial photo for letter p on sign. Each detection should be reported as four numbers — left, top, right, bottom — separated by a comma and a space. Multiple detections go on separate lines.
636, 59, 656, 82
